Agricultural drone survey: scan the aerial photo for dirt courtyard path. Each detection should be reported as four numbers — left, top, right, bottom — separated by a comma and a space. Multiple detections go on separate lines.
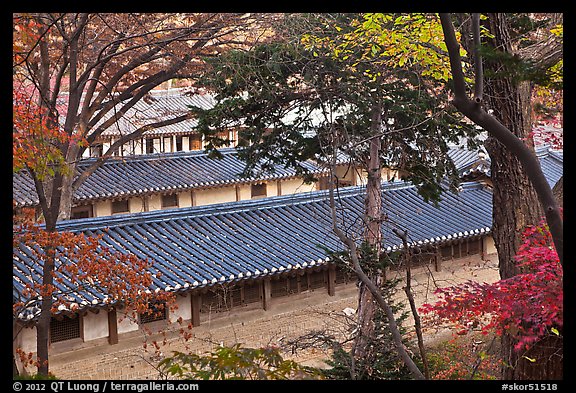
48, 254, 499, 380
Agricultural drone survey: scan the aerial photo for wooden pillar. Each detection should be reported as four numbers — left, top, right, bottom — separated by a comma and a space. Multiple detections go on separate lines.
107, 308, 119, 345
276, 180, 282, 196
327, 265, 336, 296
481, 236, 488, 260
434, 247, 442, 272
191, 293, 201, 327
235, 185, 241, 202
191, 190, 197, 207
262, 278, 272, 311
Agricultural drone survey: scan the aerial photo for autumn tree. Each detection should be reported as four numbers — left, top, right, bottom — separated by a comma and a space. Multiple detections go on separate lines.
421, 218, 562, 379
439, 13, 563, 379
13, 13, 277, 224
13, 206, 174, 376
12, 12, 275, 377
190, 13, 479, 379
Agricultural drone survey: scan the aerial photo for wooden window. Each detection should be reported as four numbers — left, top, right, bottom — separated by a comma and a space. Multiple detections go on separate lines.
309, 270, 326, 290
145, 138, 154, 154
468, 238, 481, 255
318, 176, 330, 190
440, 245, 452, 261
175, 136, 183, 151
216, 131, 230, 146
139, 302, 168, 324
201, 289, 229, 313
288, 276, 299, 294
337, 179, 354, 188
243, 282, 261, 304
50, 316, 81, 343
161, 193, 178, 208
71, 205, 93, 220
230, 286, 243, 308
111, 199, 130, 214
271, 279, 288, 298
200, 284, 261, 314
251, 183, 267, 199
335, 267, 356, 285
453, 243, 463, 259
189, 134, 203, 150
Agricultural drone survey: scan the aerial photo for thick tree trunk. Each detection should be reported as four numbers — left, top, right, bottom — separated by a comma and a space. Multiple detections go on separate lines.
483, 13, 562, 380
484, 80, 543, 279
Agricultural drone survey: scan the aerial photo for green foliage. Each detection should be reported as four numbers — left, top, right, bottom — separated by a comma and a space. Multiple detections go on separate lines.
322, 282, 415, 380
158, 343, 322, 380
320, 241, 416, 380
426, 336, 500, 380
192, 13, 479, 204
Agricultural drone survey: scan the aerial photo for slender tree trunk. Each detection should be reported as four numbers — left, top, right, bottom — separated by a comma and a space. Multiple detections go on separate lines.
36, 236, 56, 377
353, 104, 383, 368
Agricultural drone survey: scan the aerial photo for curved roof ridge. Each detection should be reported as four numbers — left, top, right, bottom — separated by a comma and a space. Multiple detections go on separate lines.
53, 179, 432, 232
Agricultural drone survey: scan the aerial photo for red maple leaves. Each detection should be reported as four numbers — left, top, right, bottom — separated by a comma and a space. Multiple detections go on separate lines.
420, 218, 562, 352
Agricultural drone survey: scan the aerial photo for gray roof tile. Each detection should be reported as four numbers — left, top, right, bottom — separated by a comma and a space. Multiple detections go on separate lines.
14, 180, 493, 318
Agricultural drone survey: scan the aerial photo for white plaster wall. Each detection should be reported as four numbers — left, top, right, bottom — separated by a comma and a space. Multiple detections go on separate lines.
129, 198, 145, 214
83, 311, 109, 342
182, 136, 190, 152
195, 186, 237, 206
117, 311, 139, 334
280, 178, 316, 195
265, 182, 278, 197
163, 137, 172, 153
178, 191, 193, 208
237, 184, 252, 201
94, 201, 112, 217
484, 235, 497, 255
15, 325, 37, 354
336, 164, 359, 185
170, 294, 192, 323
153, 139, 161, 154
148, 194, 162, 211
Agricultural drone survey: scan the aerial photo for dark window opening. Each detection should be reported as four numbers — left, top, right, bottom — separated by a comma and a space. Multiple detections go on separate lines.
161, 193, 178, 208
145, 138, 157, 154
251, 183, 267, 199
308, 270, 326, 290
176, 136, 183, 151
50, 316, 81, 343
71, 205, 94, 220
139, 302, 168, 324
111, 199, 130, 214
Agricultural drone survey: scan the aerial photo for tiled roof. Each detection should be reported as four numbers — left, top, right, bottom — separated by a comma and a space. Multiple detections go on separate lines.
12, 145, 563, 208
448, 144, 563, 187
64, 88, 215, 139
13, 179, 493, 320
12, 149, 324, 208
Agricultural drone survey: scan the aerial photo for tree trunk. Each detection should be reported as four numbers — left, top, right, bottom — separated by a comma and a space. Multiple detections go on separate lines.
483, 13, 562, 380
36, 242, 56, 377
353, 105, 383, 366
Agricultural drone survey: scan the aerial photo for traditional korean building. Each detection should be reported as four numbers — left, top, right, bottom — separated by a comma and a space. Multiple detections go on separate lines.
13, 177, 498, 357
13, 148, 366, 220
